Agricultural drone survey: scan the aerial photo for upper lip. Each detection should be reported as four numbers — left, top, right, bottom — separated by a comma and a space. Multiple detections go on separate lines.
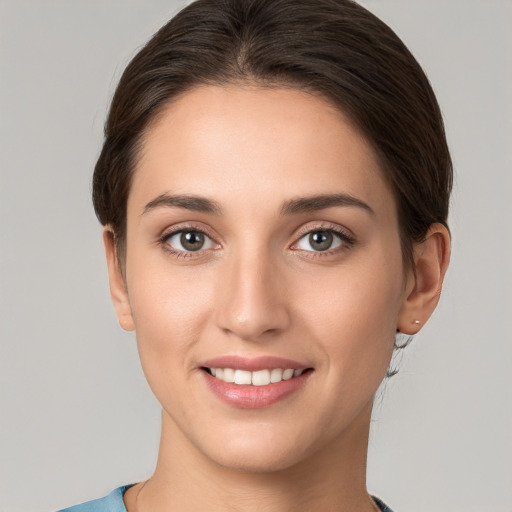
200, 355, 310, 372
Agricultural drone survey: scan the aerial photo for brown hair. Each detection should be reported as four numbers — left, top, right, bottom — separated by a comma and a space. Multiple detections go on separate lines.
93, 0, 452, 266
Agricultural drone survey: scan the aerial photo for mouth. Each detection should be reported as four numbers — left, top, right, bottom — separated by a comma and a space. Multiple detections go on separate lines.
199, 356, 313, 408
201, 367, 311, 386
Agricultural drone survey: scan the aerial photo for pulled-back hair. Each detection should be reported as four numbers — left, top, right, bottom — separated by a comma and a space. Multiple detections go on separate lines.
93, 0, 452, 267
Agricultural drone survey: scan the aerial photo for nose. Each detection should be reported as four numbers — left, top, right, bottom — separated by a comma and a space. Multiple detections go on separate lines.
215, 248, 291, 342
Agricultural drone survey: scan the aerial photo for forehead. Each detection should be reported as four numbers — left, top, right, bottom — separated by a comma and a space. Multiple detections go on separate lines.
130, 85, 395, 219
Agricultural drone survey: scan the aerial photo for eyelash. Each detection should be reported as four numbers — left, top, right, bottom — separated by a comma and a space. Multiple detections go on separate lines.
291, 223, 356, 256
159, 223, 218, 259
158, 223, 355, 259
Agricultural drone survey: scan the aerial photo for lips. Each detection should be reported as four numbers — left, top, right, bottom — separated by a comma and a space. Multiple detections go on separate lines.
201, 355, 308, 371
199, 355, 313, 408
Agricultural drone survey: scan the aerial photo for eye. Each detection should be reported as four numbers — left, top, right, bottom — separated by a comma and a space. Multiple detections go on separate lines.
294, 229, 347, 252
164, 229, 217, 252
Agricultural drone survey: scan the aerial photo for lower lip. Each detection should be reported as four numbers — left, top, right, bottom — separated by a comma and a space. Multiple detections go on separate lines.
202, 370, 311, 409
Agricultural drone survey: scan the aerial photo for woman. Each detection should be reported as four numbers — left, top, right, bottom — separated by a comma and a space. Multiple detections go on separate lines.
59, 0, 451, 510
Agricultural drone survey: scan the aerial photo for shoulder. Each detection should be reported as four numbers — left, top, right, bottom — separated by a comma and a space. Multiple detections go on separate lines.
56, 485, 133, 512
373, 496, 394, 512
57, 487, 392, 512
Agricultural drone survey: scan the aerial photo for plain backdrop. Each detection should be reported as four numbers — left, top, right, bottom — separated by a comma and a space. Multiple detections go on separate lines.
1, 1, 511, 511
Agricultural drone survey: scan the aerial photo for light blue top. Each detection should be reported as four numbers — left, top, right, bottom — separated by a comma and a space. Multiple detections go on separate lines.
57, 485, 133, 512
57, 485, 394, 511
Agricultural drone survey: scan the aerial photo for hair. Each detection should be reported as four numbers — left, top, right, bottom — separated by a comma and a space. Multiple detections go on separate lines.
93, 0, 452, 268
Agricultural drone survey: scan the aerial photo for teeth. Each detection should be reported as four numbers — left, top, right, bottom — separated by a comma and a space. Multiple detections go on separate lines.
252, 369, 270, 386
270, 368, 283, 383
208, 367, 306, 385
234, 369, 252, 385
282, 369, 294, 380
223, 368, 235, 383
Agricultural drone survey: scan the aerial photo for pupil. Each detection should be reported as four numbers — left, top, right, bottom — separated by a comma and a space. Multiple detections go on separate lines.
309, 231, 333, 251
181, 231, 204, 251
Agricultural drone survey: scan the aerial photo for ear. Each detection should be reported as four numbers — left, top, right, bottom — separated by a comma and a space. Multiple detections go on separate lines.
397, 223, 451, 334
103, 227, 135, 331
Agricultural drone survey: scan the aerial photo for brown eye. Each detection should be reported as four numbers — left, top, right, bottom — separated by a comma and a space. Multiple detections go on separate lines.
294, 229, 346, 252
308, 231, 334, 251
180, 231, 205, 251
164, 230, 216, 253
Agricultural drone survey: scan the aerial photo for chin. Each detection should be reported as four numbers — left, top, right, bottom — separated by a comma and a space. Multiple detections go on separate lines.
209, 444, 307, 474
195, 422, 320, 474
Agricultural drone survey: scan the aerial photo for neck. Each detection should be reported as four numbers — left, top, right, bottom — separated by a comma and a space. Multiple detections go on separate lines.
127, 401, 378, 512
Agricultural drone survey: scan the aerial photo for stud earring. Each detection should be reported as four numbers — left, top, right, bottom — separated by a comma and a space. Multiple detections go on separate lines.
413, 320, 420, 325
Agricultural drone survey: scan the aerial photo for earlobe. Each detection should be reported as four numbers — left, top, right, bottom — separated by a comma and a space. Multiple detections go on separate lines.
103, 227, 135, 331
397, 223, 451, 334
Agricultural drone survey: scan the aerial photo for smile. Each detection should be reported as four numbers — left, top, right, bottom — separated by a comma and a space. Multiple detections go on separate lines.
205, 367, 305, 386
200, 356, 313, 408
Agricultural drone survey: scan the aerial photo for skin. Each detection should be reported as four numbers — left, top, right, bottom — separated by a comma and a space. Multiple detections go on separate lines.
104, 85, 450, 512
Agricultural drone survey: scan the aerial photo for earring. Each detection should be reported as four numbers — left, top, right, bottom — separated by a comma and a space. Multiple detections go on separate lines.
413, 320, 420, 325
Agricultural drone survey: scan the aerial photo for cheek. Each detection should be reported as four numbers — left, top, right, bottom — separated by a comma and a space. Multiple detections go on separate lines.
295, 250, 404, 378
125, 257, 215, 375
126, 271, 216, 420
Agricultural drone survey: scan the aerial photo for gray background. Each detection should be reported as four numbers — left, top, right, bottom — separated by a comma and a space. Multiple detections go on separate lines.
1, 1, 511, 511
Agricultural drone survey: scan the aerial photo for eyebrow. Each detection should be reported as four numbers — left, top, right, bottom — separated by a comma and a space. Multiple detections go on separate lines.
280, 193, 375, 216
142, 193, 222, 215
142, 192, 374, 217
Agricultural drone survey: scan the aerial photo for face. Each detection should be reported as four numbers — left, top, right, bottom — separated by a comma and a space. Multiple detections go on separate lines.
112, 85, 415, 472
